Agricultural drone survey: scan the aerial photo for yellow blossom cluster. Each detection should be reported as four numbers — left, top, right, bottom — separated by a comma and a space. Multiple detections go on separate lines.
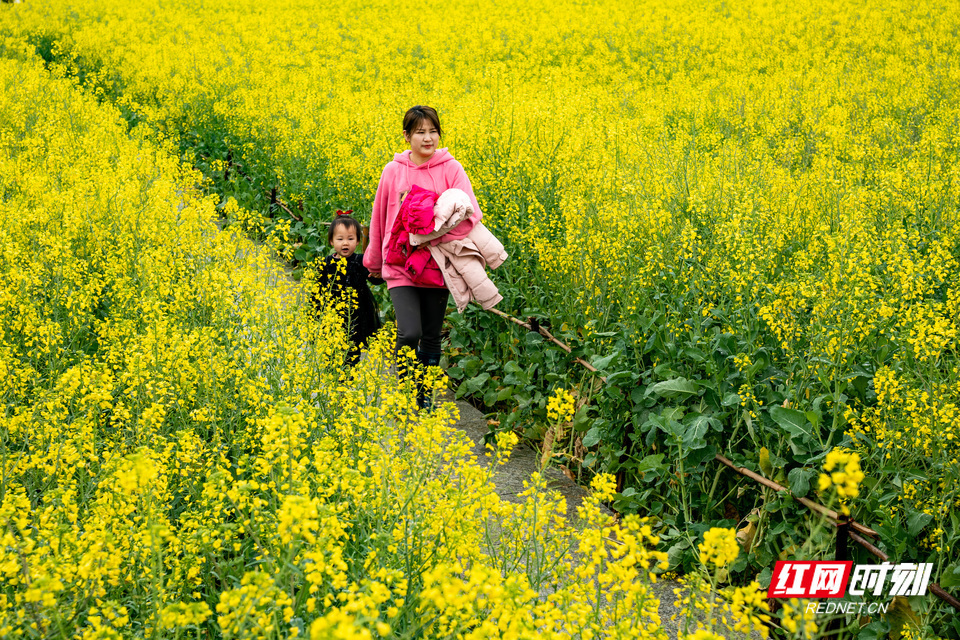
673, 574, 771, 639
818, 449, 865, 515
698, 527, 740, 568
780, 599, 818, 638
546, 387, 576, 422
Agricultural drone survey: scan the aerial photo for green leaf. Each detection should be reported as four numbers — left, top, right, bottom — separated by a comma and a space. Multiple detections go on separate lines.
746, 349, 771, 377
730, 553, 748, 573
503, 362, 526, 384
591, 352, 617, 371
605, 371, 634, 387
666, 541, 691, 570
572, 407, 591, 433
495, 387, 513, 402
524, 331, 544, 345
939, 564, 960, 588
857, 620, 889, 640
462, 356, 482, 377
503, 370, 527, 386
681, 415, 711, 450
788, 467, 814, 498
462, 372, 491, 395
659, 416, 685, 440
646, 377, 700, 399
503, 360, 522, 374
662, 406, 685, 423
582, 426, 601, 448
757, 567, 773, 589
635, 453, 666, 476
770, 406, 814, 441
850, 374, 869, 398
686, 444, 717, 467
755, 546, 775, 566
721, 392, 741, 407
653, 362, 678, 377
907, 511, 933, 537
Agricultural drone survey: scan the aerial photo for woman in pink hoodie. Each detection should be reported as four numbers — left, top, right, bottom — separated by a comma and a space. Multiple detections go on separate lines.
364, 105, 483, 406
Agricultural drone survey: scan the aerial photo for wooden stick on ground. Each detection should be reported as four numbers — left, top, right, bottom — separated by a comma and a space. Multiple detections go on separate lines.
848, 531, 960, 611
487, 307, 605, 382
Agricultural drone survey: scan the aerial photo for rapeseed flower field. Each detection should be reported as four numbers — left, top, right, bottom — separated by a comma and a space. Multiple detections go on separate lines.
3, 0, 960, 635
0, 53, 738, 639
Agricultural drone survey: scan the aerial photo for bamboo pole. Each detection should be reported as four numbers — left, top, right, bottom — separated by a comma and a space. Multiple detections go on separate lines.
713, 454, 878, 538
486, 307, 605, 381
849, 531, 960, 611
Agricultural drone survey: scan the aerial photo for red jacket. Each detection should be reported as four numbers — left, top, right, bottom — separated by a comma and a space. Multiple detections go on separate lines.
384, 185, 444, 287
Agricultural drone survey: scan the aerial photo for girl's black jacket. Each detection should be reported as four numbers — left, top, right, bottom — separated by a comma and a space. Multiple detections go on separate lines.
313, 252, 383, 347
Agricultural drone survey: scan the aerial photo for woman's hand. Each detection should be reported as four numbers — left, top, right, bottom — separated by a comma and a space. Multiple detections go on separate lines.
369, 271, 381, 279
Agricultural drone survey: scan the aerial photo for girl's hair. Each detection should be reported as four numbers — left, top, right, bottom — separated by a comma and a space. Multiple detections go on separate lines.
328, 214, 363, 244
403, 105, 442, 138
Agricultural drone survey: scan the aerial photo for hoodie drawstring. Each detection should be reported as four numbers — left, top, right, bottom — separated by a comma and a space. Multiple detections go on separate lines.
402, 152, 442, 196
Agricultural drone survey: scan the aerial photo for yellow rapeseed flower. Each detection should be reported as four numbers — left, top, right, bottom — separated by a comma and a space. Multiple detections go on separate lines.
698, 527, 739, 568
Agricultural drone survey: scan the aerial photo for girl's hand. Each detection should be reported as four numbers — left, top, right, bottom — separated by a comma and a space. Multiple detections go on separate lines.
369, 271, 381, 279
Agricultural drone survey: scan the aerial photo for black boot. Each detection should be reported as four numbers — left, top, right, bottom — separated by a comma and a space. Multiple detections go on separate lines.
416, 348, 442, 411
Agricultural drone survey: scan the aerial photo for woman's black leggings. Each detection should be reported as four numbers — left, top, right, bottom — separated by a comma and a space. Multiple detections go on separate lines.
389, 286, 449, 354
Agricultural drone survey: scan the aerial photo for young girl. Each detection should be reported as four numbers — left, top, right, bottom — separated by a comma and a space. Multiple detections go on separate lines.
314, 212, 383, 365
364, 105, 485, 405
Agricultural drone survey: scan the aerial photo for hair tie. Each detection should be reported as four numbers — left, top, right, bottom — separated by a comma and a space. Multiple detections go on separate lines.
336, 209, 353, 217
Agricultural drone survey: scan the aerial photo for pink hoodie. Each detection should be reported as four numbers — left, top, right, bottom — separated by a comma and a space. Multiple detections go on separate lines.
364, 148, 483, 289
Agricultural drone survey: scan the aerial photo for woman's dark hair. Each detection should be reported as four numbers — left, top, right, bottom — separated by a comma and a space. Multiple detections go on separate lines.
328, 214, 363, 244
403, 105, 442, 138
